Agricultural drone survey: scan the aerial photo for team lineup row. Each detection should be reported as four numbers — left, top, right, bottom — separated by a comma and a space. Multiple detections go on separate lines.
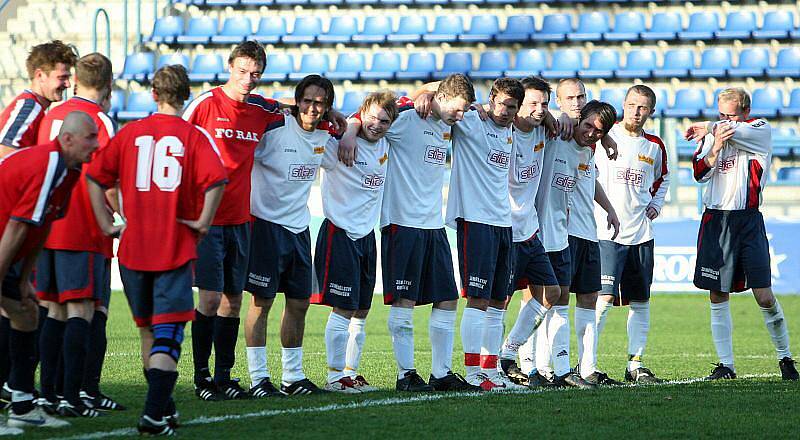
0, 40, 796, 437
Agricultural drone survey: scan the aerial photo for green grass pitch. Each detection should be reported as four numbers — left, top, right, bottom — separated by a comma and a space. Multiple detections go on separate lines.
28, 293, 800, 439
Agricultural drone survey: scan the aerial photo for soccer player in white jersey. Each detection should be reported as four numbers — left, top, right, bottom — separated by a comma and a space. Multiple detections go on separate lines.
245, 75, 340, 395
686, 88, 798, 381
311, 92, 397, 393
594, 85, 670, 384
340, 75, 479, 392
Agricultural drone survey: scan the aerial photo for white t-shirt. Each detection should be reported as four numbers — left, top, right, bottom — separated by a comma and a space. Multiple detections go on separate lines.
568, 153, 598, 242
509, 125, 547, 242
446, 110, 514, 228
321, 136, 389, 240
250, 114, 334, 233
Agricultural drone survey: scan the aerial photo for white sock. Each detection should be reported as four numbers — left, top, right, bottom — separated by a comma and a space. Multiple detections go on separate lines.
627, 301, 650, 371
710, 301, 734, 370
761, 300, 792, 360
281, 346, 305, 385
429, 308, 456, 379
344, 317, 367, 378
388, 306, 415, 379
575, 306, 597, 378
535, 311, 552, 376
550, 305, 571, 377
519, 332, 536, 376
460, 307, 485, 381
481, 307, 505, 377
246, 346, 270, 385
325, 312, 350, 383
595, 297, 613, 337
501, 298, 547, 360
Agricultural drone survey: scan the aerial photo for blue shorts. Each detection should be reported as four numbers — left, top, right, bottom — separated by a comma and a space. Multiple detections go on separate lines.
599, 239, 654, 303
569, 236, 602, 294
694, 208, 771, 293
195, 223, 250, 295
311, 219, 376, 311
36, 250, 111, 307
246, 217, 312, 300
2, 261, 27, 301
512, 234, 559, 291
547, 248, 572, 287
381, 224, 458, 306
119, 262, 195, 328
456, 219, 514, 301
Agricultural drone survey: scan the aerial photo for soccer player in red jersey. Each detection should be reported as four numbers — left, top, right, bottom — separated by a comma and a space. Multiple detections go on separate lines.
87, 65, 227, 436
1, 111, 97, 432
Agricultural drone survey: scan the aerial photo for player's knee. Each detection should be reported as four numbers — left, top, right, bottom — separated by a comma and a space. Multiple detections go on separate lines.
219, 293, 242, 316
753, 288, 775, 308
197, 291, 222, 314
285, 298, 310, 315
576, 293, 597, 309
543, 285, 560, 306
466, 297, 489, 311
251, 295, 274, 311
488, 298, 507, 310
66, 299, 95, 321
709, 291, 729, 304
352, 309, 369, 320
150, 322, 186, 363
47, 302, 68, 321
433, 299, 457, 311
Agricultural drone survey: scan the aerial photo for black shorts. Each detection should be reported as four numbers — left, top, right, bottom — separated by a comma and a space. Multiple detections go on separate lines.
35, 250, 111, 307
599, 240, 654, 303
456, 219, 514, 301
312, 219, 376, 311
547, 248, 572, 287
569, 236, 602, 294
120, 262, 195, 328
694, 208, 771, 293
512, 234, 559, 291
246, 217, 312, 300
195, 223, 251, 295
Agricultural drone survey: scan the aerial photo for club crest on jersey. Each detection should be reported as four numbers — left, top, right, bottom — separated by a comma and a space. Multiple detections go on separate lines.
507, 136, 513, 144
313, 146, 325, 154
213, 128, 260, 142
362, 173, 385, 189
614, 167, 645, 187
443, 132, 451, 140
551, 173, 576, 192
638, 154, 655, 165
534, 141, 545, 152
487, 149, 510, 169
517, 162, 540, 182
424, 145, 447, 165
379, 153, 388, 164
718, 154, 737, 173
577, 163, 592, 178
288, 164, 318, 181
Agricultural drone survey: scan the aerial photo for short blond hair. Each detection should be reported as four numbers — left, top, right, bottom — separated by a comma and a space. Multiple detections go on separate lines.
717, 87, 751, 112
357, 91, 399, 122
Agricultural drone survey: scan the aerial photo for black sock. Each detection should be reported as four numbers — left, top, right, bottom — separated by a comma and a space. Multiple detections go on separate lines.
32, 305, 48, 370
38, 317, 66, 401
55, 352, 64, 397
0, 316, 11, 386
63, 317, 90, 405
192, 310, 215, 383
213, 316, 239, 384
82, 311, 107, 396
9, 329, 36, 414
144, 369, 178, 420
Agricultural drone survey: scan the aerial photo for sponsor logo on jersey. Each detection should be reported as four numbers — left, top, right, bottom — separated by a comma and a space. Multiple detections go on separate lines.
284, 148, 297, 153
443, 132, 451, 140
614, 167, 645, 187
288, 164, 318, 181
424, 145, 447, 165
638, 154, 655, 165
216, 117, 230, 122
362, 173, 385, 189
718, 154, 736, 173
487, 132, 498, 139
487, 149, 510, 169
551, 173, 576, 192
517, 162, 540, 182
423, 130, 435, 136
751, 120, 766, 128
213, 128, 260, 142
314, 146, 325, 154
534, 141, 545, 152
379, 153, 388, 165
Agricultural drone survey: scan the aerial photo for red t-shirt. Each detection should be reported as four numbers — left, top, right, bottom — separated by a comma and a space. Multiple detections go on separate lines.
0, 141, 80, 262
183, 87, 282, 225
86, 113, 228, 271
0, 90, 47, 149
37, 97, 116, 257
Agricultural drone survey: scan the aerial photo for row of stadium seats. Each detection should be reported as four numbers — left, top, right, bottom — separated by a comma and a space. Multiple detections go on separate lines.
149, 11, 799, 46
176, 0, 797, 7
121, 47, 800, 84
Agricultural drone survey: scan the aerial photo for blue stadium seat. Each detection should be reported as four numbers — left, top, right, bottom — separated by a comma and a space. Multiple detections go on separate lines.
339, 91, 369, 115
150, 16, 183, 44
327, 53, 365, 81
469, 50, 509, 79
663, 89, 707, 118
317, 16, 357, 43
361, 52, 400, 80
283, 16, 322, 44
251, 16, 286, 44
768, 48, 800, 77
206, 0, 239, 5
541, 49, 583, 79
600, 88, 626, 118
157, 53, 189, 70
288, 53, 330, 81
309, 0, 342, 5
692, 48, 732, 78
701, 88, 724, 118
496, 15, 533, 42
388, 16, 427, 43
176, 17, 217, 45
188, 54, 223, 82
750, 87, 783, 118
505, 49, 547, 78
579, 49, 619, 79
641, 12, 682, 41
379, 0, 413, 6
653, 88, 669, 117
653, 49, 695, 78
678, 12, 719, 41
459, 15, 499, 43
715, 11, 755, 39
677, 168, 694, 184
773, 127, 798, 156
241, 0, 274, 5
109, 90, 124, 118
352, 16, 392, 43
415, 0, 447, 5
777, 167, 800, 183
532, 14, 572, 42
396, 52, 436, 81
605, 12, 645, 42
423, 16, 463, 43
275, 0, 306, 6
451, 0, 483, 5
120, 52, 154, 81
212, 16, 251, 44
617, 49, 657, 79
433, 52, 473, 80
568, 12, 609, 42
729, 48, 770, 78
753, 10, 794, 39
116, 91, 156, 121
261, 53, 294, 82
781, 89, 800, 117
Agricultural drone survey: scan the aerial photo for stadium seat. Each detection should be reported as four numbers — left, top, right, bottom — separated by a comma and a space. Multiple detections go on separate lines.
532, 14, 572, 42
275, 0, 307, 6
768, 48, 800, 77
600, 88, 626, 118
120, 52, 154, 81
361, 52, 400, 80
415, 0, 447, 5
396, 52, 436, 81
451, 0, 483, 5
617, 49, 657, 79
579, 49, 619, 79
701, 88, 724, 118
497, 15, 533, 42
781, 89, 800, 117
773, 127, 798, 156
432, 52, 473, 80
691, 48, 732, 78
251, 16, 286, 44
241, 0, 274, 5
753, 10, 794, 39
505, 49, 547, 78
715, 11, 755, 39
777, 167, 800, 183
189, 54, 224, 82
212, 16, 252, 44
641, 12, 682, 41
288, 53, 330, 81
469, 50, 510, 79
388, 16, 428, 43
283, 16, 322, 44
677, 168, 694, 184
326, 53, 365, 81
109, 90, 124, 118
653, 88, 669, 117
176, 17, 217, 45
205, 0, 239, 5
678, 12, 719, 41
541, 49, 583, 79
352, 16, 392, 43
380, 0, 413, 5
339, 91, 369, 115
150, 16, 183, 44
729, 48, 770, 78
261, 53, 295, 82
459, 15, 499, 43
568, 12, 609, 42
156, 53, 189, 70
750, 87, 783, 118
317, 16, 357, 44
663, 89, 707, 118
116, 91, 157, 121
423, 16, 463, 43
605, 12, 645, 42
309, 0, 342, 5
653, 49, 695, 78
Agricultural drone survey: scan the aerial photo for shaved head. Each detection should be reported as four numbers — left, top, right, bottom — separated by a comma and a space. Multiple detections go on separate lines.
59, 111, 95, 137
58, 111, 98, 167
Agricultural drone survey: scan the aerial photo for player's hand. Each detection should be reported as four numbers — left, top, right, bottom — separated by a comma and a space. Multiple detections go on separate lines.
558, 113, 573, 140
646, 206, 660, 220
713, 123, 735, 151
474, 103, 489, 121
607, 209, 620, 240
178, 218, 211, 239
18, 281, 38, 311
327, 110, 348, 135
684, 122, 709, 142
101, 223, 124, 239
601, 135, 618, 160
543, 112, 558, 139
414, 92, 434, 118
337, 132, 358, 167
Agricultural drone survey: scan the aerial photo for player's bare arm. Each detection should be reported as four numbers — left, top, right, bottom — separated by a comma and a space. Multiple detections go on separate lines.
0, 220, 32, 305
594, 180, 620, 240
87, 179, 123, 238
178, 184, 226, 239
600, 134, 618, 160
703, 124, 735, 168
337, 118, 361, 167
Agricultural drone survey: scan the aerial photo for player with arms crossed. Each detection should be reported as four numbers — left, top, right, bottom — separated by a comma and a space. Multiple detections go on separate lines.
686, 87, 798, 381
